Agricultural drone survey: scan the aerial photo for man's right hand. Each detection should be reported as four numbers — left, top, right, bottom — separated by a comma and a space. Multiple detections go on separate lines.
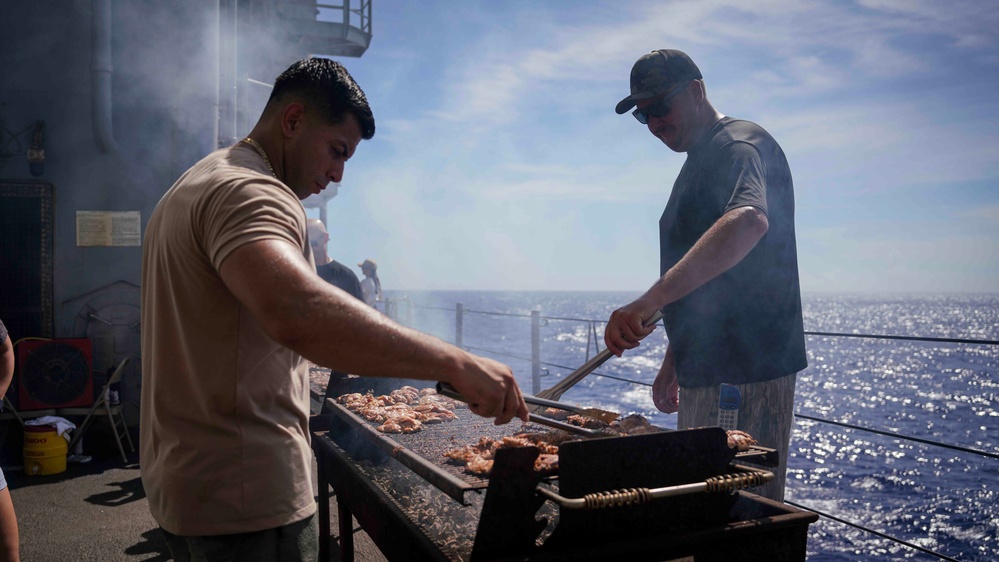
446, 354, 528, 425
604, 296, 660, 356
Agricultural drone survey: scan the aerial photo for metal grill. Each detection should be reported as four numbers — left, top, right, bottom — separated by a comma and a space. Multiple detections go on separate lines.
313, 377, 817, 561
322, 376, 778, 503
324, 391, 561, 500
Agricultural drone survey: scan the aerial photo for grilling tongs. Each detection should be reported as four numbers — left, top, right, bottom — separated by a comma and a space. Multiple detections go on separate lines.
534, 308, 664, 403
436, 382, 614, 437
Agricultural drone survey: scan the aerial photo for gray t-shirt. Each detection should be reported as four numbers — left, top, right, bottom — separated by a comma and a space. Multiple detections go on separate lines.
659, 117, 807, 387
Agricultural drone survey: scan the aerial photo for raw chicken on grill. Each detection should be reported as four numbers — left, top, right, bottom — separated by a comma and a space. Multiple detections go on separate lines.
377, 421, 402, 433
397, 417, 422, 434
444, 431, 567, 476
465, 457, 494, 476
336, 388, 460, 434
443, 437, 497, 463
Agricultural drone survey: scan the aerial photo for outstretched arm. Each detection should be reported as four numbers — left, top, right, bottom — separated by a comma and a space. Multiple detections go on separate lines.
604, 205, 768, 355
219, 239, 528, 425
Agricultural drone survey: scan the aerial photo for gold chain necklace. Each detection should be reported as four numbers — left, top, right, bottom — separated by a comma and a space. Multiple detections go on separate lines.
241, 137, 276, 179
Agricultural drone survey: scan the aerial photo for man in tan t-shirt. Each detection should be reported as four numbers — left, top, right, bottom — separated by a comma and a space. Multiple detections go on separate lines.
141, 58, 528, 562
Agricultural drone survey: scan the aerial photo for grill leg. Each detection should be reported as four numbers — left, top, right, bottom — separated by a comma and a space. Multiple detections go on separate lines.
338, 500, 354, 562
318, 462, 331, 562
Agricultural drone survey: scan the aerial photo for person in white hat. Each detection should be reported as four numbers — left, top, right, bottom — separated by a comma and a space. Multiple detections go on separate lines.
357, 258, 382, 307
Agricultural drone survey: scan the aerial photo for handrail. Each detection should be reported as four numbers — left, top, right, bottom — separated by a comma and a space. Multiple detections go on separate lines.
805, 330, 999, 346
397, 299, 995, 559
409, 302, 999, 347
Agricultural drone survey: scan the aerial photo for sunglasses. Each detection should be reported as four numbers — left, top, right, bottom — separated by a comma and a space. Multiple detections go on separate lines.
632, 81, 692, 124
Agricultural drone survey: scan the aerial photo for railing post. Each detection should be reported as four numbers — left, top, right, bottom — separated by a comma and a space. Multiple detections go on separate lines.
531, 308, 541, 394
455, 303, 464, 348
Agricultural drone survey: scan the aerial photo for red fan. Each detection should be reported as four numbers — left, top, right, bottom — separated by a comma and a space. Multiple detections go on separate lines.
17, 339, 95, 410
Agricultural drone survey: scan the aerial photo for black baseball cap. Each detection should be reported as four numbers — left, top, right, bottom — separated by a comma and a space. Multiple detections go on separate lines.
615, 49, 703, 115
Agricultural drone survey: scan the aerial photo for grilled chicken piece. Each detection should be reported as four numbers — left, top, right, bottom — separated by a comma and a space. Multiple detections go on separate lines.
499, 436, 532, 449
613, 413, 650, 432
336, 392, 363, 404
623, 425, 661, 435
396, 417, 422, 433
534, 454, 559, 473
418, 413, 443, 424
361, 409, 386, 423
444, 446, 478, 463
465, 457, 494, 476
567, 414, 609, 429
541, 407, 570, 421
377, 421, 402, 433
726, 430, 758, 451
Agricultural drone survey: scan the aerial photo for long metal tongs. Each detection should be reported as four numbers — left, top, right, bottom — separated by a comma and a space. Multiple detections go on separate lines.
534, 309, 664, 402
521, 394, 619, 424
435, 382, 613, 438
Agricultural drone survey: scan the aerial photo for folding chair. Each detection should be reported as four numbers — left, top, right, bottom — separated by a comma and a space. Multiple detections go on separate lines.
60, 357, 134, 463
0, 395, 57, 426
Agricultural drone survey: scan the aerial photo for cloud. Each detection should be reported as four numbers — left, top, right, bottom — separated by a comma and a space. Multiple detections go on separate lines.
798, 221, 999, 292
338, 0, 999, 292
961, 204, 999, 221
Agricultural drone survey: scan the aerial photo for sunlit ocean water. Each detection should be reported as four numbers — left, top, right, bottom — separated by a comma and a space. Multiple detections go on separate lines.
386, 291, 999, 562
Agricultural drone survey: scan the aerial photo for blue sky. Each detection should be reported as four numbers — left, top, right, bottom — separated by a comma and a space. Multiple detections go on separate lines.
305, 0, 999, 293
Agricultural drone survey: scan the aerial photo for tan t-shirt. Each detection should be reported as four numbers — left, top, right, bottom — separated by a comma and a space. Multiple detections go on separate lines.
140, 144, 315, 536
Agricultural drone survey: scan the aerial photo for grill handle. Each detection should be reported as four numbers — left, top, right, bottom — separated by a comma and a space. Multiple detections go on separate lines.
536, 464, 774, 509
435, 382, 613, 437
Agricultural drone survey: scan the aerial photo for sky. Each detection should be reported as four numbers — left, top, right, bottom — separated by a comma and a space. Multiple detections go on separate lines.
302, 0, 999, 293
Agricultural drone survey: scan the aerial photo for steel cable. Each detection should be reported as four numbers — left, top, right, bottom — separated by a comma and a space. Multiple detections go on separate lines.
794, 413, 999, 460
783, 500, 961, 562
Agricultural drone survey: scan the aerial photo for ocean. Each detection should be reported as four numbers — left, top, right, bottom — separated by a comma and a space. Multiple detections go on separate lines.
384, 290, 999, 562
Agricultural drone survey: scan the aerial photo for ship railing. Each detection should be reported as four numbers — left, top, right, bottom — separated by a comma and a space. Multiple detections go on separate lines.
378, 297, 996, 562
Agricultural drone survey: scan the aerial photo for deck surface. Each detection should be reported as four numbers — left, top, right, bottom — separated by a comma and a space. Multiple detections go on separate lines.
2, 383, 387, 561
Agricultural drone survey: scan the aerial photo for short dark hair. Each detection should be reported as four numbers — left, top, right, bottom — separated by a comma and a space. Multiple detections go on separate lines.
267, 58, 375, 140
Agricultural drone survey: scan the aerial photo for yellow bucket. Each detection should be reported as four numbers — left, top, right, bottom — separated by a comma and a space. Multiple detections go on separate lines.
23, 425, 68, 476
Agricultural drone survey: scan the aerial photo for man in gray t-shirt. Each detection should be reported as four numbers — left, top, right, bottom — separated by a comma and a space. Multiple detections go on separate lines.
603, 49, 806, 502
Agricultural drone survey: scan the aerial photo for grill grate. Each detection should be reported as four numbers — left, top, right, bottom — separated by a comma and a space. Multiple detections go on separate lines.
322, 377, 777, 504
325, 394, 559, 495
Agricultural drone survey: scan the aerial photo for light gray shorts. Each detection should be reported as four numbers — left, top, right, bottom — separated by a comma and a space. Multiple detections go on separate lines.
677, 373, 798, 503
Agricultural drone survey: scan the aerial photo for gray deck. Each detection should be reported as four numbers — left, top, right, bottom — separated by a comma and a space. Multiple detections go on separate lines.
3, 421, 387, 561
